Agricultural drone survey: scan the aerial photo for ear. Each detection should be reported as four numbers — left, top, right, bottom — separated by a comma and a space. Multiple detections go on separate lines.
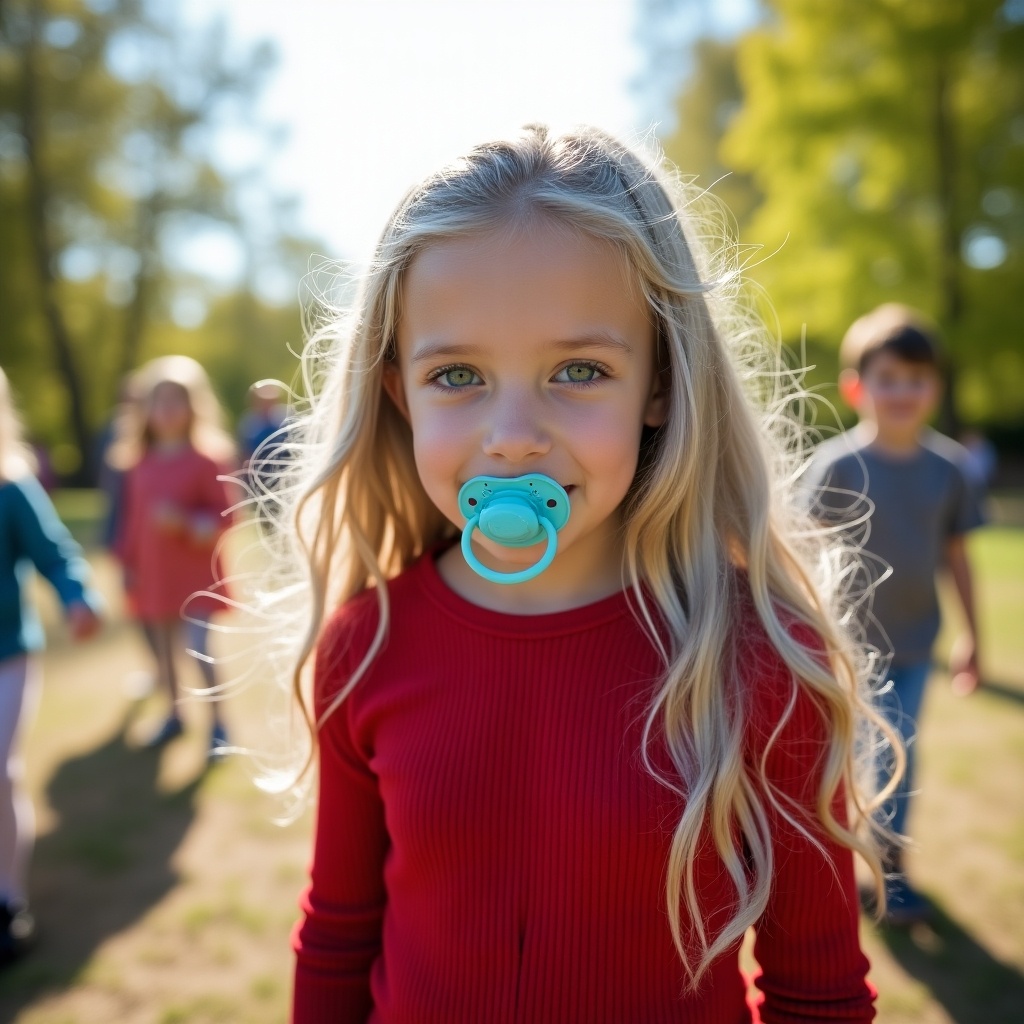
643, 362, 670, 429
381, 362, 410, 423
837, 368, 863, 409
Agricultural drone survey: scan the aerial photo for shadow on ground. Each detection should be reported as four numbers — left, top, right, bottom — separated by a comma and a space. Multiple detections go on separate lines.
0, 705, 203, 1017
979, 678, 1024, 708
879, 899, 1024, 1023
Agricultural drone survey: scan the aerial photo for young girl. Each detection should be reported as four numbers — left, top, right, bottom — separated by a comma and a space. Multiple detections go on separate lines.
110, 355, 235, 760
0, 366, 101, 964
276, 125, 894, 1022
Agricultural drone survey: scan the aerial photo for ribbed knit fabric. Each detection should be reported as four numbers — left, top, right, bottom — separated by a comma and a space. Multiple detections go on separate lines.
292, 551, 874, 1023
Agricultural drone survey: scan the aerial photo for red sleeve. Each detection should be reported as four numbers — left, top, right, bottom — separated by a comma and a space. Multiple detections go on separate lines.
746, 634, 875, 1023
113, 468, 138, 568
188, 455, 233, 546
291, 604, 388, 1024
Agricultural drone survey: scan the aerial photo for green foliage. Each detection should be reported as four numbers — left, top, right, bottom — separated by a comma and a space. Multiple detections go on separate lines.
663, 0, 1024, 426
0, 0, 322, 478
663, 37, 761, 229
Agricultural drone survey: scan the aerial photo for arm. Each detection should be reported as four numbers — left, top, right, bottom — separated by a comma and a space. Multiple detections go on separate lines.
945, 535, 980, 695
185, 456, 233, 549
292, 614, 388, 1023
12, 476, 102, 637
750, 683, 875, 1023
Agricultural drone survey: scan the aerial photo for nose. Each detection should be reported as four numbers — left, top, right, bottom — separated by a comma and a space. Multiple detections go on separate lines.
481, 388, 552, 464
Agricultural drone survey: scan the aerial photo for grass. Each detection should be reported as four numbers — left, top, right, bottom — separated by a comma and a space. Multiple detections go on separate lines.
49, 489, 107, 549
857, 526, 1024, 1024
1, 506, 1022, 1023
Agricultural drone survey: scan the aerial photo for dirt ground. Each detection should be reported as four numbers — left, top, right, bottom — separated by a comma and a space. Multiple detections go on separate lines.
1, 552, 310, 1024
1, 533, 1022, 1023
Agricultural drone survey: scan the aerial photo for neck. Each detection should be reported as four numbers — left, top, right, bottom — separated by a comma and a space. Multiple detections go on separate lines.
859, 420, 923, 457
151, 437, 190, 454
436, 521, 628, 615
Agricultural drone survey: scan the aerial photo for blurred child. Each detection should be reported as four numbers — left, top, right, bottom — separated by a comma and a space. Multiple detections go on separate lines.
238, 380, 289, 492
958, 428, 998, 493
0, 366, 101, 965
275, 125, 890, 1022
96, 375, 141, 552
810, 303, 984, 925
109, 356, 235, 760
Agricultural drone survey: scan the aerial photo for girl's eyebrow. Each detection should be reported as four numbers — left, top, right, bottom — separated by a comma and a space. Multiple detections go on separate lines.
410, 332, 633, 365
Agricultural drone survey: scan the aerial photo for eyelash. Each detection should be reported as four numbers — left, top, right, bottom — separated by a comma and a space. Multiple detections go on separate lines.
425, 360, 610, 391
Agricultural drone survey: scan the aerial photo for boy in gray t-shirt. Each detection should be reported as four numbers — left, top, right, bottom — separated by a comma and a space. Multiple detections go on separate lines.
808, 304, 984, 926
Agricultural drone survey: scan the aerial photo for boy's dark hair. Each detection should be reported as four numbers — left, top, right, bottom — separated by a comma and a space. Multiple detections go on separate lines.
840, 303, 943, 375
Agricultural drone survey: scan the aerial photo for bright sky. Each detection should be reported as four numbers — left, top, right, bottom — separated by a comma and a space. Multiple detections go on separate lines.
183, 0, 647, 265
172, 0, 759, 302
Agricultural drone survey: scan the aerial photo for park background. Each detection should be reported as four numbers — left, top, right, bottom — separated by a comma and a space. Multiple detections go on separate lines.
1, 0, 1022, 1021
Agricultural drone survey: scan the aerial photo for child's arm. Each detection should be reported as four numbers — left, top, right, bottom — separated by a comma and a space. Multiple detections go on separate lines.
945, 534, 980, 695
292, 611, 387, 1023
748, 657, 874, 1022
186, 456, 234, 549
11, 476, 102, 637
943, 454, 985, 697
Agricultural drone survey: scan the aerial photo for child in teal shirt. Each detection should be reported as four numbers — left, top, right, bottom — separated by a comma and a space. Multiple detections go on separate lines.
0, 367, 102, 965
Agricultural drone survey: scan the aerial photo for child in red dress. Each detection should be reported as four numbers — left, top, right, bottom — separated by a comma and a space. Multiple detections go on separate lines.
111, 355, 235, 759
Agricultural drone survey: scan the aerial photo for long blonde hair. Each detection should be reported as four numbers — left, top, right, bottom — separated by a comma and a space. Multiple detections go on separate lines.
262, 124, 896, 984
0, 366, 38, 482
106, 355, 236, 471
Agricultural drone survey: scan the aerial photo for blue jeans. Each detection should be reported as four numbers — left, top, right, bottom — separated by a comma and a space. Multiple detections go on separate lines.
876, 661, 932, 839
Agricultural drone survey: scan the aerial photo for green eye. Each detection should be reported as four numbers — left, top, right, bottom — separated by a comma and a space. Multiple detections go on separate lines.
442, 368, 477, 387
560, 363, 599, 383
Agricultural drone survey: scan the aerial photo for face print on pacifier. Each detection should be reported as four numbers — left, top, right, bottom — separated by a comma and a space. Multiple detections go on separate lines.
457, 474, 571, 585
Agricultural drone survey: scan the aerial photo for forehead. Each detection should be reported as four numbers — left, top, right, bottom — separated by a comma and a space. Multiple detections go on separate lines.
862, 349, 939, 379
150, 380, 190, 402
396, 219, 652, 355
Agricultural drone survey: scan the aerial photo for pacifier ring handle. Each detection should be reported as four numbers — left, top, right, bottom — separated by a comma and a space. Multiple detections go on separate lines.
461, 515, 558, 585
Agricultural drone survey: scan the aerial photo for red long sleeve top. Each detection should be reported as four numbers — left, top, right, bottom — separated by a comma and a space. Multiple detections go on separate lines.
292, 551, 874, 1023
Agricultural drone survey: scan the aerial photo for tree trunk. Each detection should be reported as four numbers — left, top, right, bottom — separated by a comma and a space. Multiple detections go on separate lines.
21, 0, 95, 483
118, 198, 155, 382
934, 57, 961, 435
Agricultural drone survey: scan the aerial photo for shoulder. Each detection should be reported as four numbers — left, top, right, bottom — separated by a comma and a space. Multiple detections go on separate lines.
314, 556, 432, 709
731, 579, 831, 763
183, 447, 226, 475
319, 557, 429, 653
2, 474, 52, 518
806, 432, 869, 491
317, 587, 382, 680
0, 476, 34, 528
125, 451, 154, 477
0, 474, 30, 503
918, 429, 973, 477
811, 431, 869, 469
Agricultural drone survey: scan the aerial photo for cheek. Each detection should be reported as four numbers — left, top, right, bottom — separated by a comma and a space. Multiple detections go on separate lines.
565, 403, 643, 476
409, 400, 477, 455
406, 402, 476, 504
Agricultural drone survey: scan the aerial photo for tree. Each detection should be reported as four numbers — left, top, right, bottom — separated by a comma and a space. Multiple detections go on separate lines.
720, 0, 1024, 426
662, 37, 761, 237
0, 0, 301, 480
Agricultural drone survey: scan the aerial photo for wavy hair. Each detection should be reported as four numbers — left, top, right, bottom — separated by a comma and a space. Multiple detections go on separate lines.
258, 124, 898, 985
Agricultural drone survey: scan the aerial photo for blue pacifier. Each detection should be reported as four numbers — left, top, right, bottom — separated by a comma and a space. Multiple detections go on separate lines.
457, 474, 571, 585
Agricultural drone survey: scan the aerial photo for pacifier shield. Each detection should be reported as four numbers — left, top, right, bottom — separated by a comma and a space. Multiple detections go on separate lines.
457, 474, 570, 543
457, 473, 571, 585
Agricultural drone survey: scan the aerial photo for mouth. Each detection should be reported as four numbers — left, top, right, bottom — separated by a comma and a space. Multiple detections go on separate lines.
467, 477, 575, 493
